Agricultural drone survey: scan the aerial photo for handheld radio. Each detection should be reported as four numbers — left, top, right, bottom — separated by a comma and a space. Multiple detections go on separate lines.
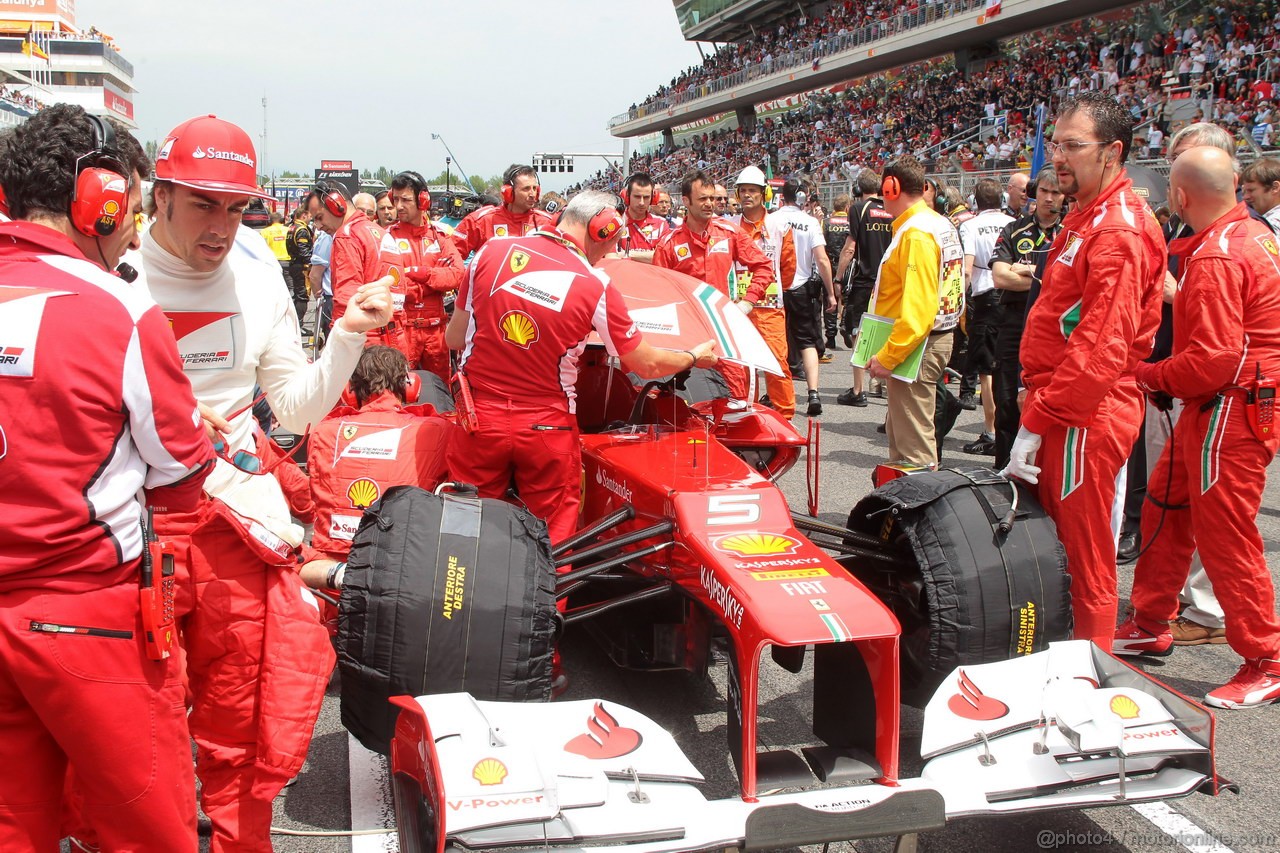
139, 508, 177, 660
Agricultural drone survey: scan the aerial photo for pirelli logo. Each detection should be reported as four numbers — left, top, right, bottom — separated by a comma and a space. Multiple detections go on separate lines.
749, 567, 830, 581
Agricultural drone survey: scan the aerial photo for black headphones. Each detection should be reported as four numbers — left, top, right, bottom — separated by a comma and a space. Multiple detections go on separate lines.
395, 171, 431, 211
314, 180, 347, 217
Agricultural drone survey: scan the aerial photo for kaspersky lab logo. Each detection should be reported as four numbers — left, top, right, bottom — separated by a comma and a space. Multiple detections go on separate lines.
190, 146, 255, 167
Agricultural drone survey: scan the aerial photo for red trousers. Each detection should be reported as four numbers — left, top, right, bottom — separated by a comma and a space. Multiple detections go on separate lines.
0, 582, 195, 852
404, 311, 450, 382
751, 307, 795, 418
446, 397, 580, 544
1131, 394, 1280, 660
1031, 386, 1143, 647
160, 501, 334, 853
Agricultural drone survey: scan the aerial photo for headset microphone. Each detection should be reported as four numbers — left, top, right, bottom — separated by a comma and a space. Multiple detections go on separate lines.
115, 262, 138, 283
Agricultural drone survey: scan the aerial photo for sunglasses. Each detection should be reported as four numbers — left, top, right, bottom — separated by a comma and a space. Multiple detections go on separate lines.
214, 393, 309, 476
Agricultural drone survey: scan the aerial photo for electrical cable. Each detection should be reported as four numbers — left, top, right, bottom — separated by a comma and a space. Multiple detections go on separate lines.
270, 826, 395, 837
1128, 408, 1176, 563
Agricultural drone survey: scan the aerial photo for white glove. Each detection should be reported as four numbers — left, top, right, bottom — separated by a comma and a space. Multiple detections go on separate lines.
735, 300, 753, 315
1000, 426, 1042, 484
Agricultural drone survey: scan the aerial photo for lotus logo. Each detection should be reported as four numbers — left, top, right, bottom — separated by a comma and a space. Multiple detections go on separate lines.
1109, 694, 1140, 720
472, 758, 508, 786
347, 477, 380, 509
564, 702, 642, 759
714, 533, 801, 557
499, 310, 539, 348
947, 670, 1009, 721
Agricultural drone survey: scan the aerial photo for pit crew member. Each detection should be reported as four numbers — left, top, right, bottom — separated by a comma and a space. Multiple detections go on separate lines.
0, 105, 212, 851
445, 190, 719, 545
286, 205, 314, 331
836, 170, 895, 407
450, 164, 552, 258
1114, 146, 1280, 708
618, 171, 668, 264
388, 170, 465, 381
823, 192, 851, 352
653, 169, 773, 402
138, 114, 394, 852
1004, 93, 1166, 648
729, 165, 796, 418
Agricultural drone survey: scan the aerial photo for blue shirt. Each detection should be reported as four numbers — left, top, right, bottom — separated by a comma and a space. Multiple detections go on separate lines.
311, 230, 333, 295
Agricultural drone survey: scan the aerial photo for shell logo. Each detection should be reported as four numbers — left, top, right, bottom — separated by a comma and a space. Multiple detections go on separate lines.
714, 532, 801, 557
675, 244, 690, 260
347, 477, 380, 509
1109, 694, 1140, 720
500, 310, 539, 349
103, 200, 120, 216
387, 267, 401, 285
472, 757, 508, 786
397, 239, 410, 252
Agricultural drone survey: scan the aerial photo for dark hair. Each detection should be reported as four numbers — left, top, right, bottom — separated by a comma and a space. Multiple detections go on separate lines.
622, 171, 654, 198
315, 179, 350, 201
974, 178, 1003, 211
503, 164, 538, 186
857, 170, 882, 197
350, 346, 410, 406
390, 170, 429, 196
781, 179, 802, 203
375, 190, 389, 202
882, 156, 926, 197
0, 104, 148, 221
1057, 92, 1135, 164
291, 205, 309, 221
1242, 157, 1280, 188
680, 169, 715, 200
270, 211, 284, 224
833, 192, 851, 212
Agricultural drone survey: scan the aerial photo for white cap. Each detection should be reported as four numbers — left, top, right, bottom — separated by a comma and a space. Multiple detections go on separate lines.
735, 165, 767, 188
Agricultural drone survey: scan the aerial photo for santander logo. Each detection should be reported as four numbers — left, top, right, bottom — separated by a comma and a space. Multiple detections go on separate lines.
947, 669, 1009, 721
190, 146, 255, 167
564, 702, 642, 759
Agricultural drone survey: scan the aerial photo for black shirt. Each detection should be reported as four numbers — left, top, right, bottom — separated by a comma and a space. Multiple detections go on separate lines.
846, 198, 895, 290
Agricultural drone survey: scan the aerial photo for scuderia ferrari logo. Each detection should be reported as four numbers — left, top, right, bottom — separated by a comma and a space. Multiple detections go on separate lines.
510, 249, 531, 274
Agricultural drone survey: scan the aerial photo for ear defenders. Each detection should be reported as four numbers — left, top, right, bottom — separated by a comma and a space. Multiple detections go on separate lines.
619, 173, 649, 207
501, 168, 541, 207
881, 175, 901, 201
71, 114, 130, 238
340, 372, 420, 408
315, 180, 347, 217
588, 206, 623, 243
396, 171, 431, 211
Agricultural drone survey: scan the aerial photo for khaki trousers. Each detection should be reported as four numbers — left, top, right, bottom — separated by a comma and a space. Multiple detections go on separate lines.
885, 333, 952, 466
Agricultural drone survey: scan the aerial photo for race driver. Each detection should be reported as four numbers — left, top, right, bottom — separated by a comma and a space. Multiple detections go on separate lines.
1114, 147, 1280, 709
311, 179, 408, 354
653, 169, 774, 402
445, 189, 719, 545
299, 345, 454, 591
1003, 93, 1166, 648
450, 163, 552, 258
137, 114, 394, 852
728, 164, 797, 418
0, 104, 212, 852
618, 171, 668, 264
388, 170, 465, 381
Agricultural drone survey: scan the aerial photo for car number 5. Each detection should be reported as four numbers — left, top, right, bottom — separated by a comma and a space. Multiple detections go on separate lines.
706, 494, 761, 526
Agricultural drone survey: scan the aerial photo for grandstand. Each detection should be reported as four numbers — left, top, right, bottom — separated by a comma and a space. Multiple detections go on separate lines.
590, 0, 1278, 210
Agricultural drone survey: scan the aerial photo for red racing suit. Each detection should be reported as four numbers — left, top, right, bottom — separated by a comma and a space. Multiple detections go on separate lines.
620, 211, 669, 254
450, 204, 552, 259
0, 222, 212, 851
652, 218, 774, 400
732, 212, 797, 417
331, 210, 409, 353
308, 391, 454, 558
1130, 203, 1280, 660
1019, 173, 1167, 646
389, 219, 465, 381
448, 231, 641, 543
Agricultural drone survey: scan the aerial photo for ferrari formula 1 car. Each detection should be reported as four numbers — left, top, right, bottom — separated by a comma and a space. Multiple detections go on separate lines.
335, 272, 1227, 851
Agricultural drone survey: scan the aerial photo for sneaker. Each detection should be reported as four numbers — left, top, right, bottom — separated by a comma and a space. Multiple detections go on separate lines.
957, 391, 979, 411
837, 388, 868, 407
806, 390, 823, 417
819, 352, 834, 364
1170, 616, 1228, 646
962, 433, 996, 455
1112, 614, 1173, 657
1205, 659, 1280, 709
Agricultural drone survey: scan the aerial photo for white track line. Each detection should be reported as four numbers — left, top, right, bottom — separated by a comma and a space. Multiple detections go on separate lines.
349, 733, 400, 853
1131, 802, 1234, 853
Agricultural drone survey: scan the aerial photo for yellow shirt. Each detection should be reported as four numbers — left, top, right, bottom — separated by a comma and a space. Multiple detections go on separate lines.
871, 200, 963, 369
261, 222, 290, 263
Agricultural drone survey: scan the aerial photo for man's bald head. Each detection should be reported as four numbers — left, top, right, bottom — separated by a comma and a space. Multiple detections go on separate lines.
1170, 146, 1239, 231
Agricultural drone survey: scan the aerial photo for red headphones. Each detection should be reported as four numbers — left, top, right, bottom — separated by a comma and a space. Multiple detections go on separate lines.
340, 372, 421, 408
395, 171, 431, 211
881, 175, 901, 202
588, 207, 623, 243
70, 115, 130, 238
315, 180, 347, 217
619, 173, 650, 208
501, 167, 541, 207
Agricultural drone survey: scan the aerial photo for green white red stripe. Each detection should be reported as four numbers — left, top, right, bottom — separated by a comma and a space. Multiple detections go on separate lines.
1062, 427, 1086, 500
694, 284, 736, 359
820, 612, 852, 642
1201, 396, 1228, 494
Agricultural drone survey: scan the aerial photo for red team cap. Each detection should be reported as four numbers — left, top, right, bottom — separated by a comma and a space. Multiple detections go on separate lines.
154, 115, 271, 199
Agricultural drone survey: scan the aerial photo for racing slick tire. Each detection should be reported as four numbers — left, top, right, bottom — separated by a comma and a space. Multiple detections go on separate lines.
337, 485, 557, 754
844, 467, 1071, 706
